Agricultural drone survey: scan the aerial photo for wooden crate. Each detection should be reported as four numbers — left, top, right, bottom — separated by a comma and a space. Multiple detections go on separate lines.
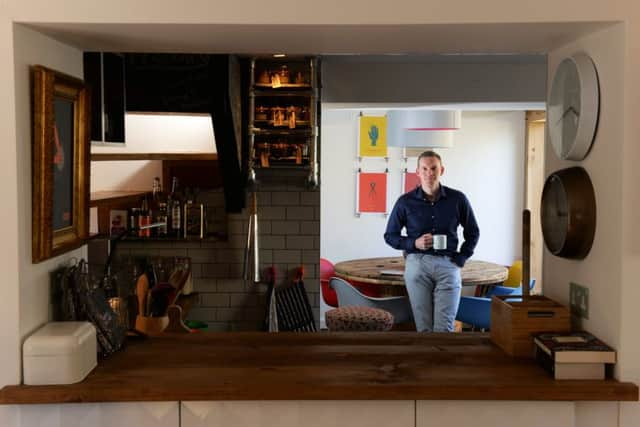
490, 295, 571, 357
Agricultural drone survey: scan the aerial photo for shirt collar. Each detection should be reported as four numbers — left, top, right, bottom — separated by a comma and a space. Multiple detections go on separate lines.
412, 185, 447, 201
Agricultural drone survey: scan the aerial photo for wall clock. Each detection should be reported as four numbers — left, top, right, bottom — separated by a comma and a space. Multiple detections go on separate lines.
548, 52, 600, 160
541, 167, 596, 259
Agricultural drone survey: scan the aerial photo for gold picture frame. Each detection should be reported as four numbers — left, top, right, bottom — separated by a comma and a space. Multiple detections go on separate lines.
32, 65, 90, 263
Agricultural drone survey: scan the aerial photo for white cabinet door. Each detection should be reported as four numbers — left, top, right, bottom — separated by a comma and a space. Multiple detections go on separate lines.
100, 402, 179, 427
181, 401, 414, 427
0, 402, 179, 427
417, 401, 574, 427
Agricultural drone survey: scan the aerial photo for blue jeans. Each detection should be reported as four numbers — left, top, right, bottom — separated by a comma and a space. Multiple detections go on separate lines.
404, 253, 462, 332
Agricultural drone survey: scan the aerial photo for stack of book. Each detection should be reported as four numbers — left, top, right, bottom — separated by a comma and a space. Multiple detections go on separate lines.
533, 331, 616, 380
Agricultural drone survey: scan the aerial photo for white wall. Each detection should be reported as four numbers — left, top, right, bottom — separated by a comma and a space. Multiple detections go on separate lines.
545, 24, 624, 365
92, 113, 216, 154
320, 110, 524, 266
544, 22, 640, 425
0, 20, 21, 389
90, 160, 162, 192
12, 25, 87, 380
91, 113, 216, 192
620, 5, 640, 423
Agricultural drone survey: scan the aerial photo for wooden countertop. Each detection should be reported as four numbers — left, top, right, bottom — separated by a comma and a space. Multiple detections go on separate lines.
1, 333, 636, 404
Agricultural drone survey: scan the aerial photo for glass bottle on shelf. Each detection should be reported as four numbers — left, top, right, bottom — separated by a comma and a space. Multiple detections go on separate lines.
279, 65, 290, 84
149, 177, 162, 235
138, 197, 151, 238
129, 207, 140, 236
169, 177, 182, 238
152, 176, 163, 204
157, 203, 168, 237
152, 176, 160, 198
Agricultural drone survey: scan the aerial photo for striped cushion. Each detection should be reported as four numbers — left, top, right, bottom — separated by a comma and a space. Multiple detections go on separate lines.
326, 306, 394, 331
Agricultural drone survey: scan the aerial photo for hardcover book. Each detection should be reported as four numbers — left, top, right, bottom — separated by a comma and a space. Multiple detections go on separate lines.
534, 346, 605, 379
533, 331, 616, 363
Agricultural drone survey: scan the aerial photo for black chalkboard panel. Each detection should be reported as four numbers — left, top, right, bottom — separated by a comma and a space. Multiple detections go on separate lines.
125, 54, 214, 113
83, 52, 102, 141
83, 52, 126, 143
103, 53, 125, 142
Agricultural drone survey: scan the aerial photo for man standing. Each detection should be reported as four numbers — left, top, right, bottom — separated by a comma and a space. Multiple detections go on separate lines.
384, 150, 479, 332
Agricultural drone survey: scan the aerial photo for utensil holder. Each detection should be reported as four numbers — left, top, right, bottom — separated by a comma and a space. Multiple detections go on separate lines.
135, 315, 169, 335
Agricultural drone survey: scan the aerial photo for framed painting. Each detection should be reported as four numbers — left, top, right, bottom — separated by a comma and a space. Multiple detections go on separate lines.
403, 168, 420, 193
32, 65, 90, 263
358, 116, 387, 158
356, 171, 388, 215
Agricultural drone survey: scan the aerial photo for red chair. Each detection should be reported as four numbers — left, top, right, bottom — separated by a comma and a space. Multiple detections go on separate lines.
320, 258, 338, 307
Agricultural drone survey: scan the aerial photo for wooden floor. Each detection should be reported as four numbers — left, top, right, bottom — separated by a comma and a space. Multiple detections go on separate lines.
1, 332, 637, 404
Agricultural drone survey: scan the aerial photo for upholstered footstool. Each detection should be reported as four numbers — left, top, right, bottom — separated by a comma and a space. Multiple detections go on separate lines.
326, 306, 394, 331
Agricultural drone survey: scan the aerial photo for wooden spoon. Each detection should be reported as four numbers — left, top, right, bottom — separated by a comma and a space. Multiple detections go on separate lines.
136, 273, 149, 317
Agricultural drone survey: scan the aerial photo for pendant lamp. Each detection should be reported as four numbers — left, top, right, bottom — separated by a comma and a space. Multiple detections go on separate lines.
387, 110, 461, 147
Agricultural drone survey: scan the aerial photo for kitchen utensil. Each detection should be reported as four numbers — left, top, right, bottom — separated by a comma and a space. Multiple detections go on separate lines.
264, 266, 278, 332
251, 193, 260, 284
164, 305, 191, 333
134, 314, 169, 336
168, 269, 191, 305
243, 212, 254, 280
149, 283, 174, 317
136, 273, 149, 317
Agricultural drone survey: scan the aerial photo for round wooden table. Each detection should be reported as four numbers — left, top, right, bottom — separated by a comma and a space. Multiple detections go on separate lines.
333, 257, 508, 296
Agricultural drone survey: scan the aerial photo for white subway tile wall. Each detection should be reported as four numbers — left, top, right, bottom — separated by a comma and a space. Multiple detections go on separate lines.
117, 182, 320, 332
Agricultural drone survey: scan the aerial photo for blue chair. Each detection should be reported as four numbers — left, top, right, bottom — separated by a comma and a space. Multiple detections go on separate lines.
456, 279, 536, 330
485, 278, 536, 297
329, 277, 414, 324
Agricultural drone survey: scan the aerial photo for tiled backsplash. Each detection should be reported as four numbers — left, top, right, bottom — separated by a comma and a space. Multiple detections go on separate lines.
112, 180, 320, 331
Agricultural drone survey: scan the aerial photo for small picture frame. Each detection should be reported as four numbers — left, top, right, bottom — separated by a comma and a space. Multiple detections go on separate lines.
184, 203, 204, 239
109, 209, 128, 237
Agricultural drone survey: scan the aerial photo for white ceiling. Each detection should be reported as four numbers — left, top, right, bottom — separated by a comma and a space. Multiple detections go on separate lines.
26, 22, 614, 54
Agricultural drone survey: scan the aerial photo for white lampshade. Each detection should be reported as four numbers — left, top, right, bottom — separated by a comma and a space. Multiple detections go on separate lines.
387, 110, 461, 147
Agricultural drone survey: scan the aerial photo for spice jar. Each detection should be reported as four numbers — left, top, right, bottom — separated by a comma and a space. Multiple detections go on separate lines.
255, 106, 269, 121
278, 65, 290, 84
287, 106, 298, 129
272, 106, 286, 127
299, 106, 309, 122
294, 71, 305, 84
258, 69, 270, 84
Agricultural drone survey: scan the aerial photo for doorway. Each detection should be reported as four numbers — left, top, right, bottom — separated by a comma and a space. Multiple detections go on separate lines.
525, 111, 545, 291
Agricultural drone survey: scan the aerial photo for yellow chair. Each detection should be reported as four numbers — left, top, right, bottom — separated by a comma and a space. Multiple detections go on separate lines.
503, 260, 523, 287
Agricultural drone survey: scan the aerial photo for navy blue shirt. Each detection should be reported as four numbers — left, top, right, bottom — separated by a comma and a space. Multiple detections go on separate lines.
384, 185, 480, 267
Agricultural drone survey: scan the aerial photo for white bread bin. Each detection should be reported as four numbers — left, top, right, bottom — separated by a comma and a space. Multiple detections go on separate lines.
23, 321, 97, 385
